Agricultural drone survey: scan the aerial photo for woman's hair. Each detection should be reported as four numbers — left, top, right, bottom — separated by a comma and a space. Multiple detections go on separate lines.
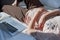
17, 0, 23, 2
17, 0, 23, 6
1, 0, 15, 5
24, 0, 43, 9
0, 0, 15, 11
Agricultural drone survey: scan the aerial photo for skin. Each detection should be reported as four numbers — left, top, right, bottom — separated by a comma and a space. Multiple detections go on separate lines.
38, 9, 60, 30
12, 0, 17, 6
27, 7, 47, 29
26, 9, 60, 34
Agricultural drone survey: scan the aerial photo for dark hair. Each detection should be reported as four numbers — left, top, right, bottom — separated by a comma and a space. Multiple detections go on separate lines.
17, 0, 23, 6
17, 0, 23, 2
0, 0, 15, 12
1, 0, 15, 5
24, 0, 43, 9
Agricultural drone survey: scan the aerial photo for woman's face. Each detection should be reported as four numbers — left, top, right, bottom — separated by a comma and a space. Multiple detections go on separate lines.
12, 0, 17, 6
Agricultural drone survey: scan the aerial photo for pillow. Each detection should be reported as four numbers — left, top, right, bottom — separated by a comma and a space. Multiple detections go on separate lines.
40, 0, 60, 10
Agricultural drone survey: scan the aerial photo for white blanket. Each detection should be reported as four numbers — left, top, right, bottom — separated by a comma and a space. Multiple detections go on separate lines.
43, 16, 60, 34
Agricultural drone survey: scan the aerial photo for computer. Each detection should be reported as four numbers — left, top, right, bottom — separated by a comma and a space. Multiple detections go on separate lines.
0, 17, 27, 36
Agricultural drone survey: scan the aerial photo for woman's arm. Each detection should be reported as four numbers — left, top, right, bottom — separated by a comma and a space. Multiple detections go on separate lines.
28, 7, 46, 29
38, 9, 60, 30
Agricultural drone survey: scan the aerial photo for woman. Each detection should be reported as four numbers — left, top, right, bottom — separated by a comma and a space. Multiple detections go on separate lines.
26, 0, 60, 34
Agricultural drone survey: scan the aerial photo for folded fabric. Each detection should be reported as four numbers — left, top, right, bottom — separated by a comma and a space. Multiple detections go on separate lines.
31, 32, 60, 40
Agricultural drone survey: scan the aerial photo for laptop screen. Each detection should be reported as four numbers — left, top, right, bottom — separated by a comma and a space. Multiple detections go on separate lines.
0, 17, 27, 35
1, 22, 18, 33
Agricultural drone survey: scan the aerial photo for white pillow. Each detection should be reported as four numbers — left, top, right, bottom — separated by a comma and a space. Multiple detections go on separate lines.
40, 0, 60, 9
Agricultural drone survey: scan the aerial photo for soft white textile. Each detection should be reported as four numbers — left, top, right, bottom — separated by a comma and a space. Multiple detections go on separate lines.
43, 16, 60, 34
40, 0, 60, 10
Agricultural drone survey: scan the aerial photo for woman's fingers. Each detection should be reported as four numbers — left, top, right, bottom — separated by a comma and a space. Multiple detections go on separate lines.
38, 15, 46, 30
38, 9, 60, 30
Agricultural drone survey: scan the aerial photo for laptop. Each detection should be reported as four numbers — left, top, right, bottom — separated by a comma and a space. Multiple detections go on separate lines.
0, 17, 27, 36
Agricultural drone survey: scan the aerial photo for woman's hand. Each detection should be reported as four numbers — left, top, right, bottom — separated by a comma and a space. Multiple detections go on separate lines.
38, 9, 60, 30
25, 9, 60, 34
28, 7, 46, 29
